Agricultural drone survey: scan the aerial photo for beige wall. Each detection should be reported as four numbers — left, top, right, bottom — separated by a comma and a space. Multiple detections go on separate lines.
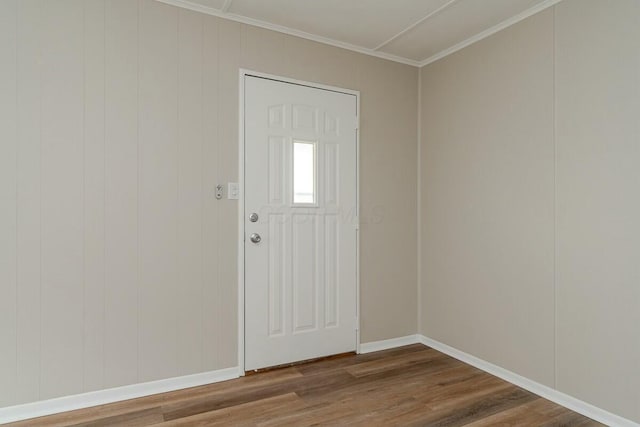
4, 0, 636, 421
0, 0, 418, 407
419, 0, 640, 422
419, 8, 556, 387
555, 0, 640, 421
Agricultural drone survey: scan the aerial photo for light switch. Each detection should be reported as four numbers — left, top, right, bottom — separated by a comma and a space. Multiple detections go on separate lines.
228, 182, 239, 200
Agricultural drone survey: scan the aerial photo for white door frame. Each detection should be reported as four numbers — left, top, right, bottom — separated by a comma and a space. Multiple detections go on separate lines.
237, 69, 361, 374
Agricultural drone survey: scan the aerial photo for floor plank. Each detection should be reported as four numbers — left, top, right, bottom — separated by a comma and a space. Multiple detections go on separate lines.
158, 393, 307, 427
7, 345, 604, 426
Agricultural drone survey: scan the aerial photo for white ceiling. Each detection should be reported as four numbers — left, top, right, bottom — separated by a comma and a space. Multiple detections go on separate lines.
158, 0, 562, 67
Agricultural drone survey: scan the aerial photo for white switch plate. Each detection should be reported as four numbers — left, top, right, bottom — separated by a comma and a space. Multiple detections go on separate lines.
227, 182, 239, 200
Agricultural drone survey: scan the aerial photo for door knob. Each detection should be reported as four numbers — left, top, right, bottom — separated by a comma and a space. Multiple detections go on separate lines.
250, 233, 262, 244
249, 213, 259, 222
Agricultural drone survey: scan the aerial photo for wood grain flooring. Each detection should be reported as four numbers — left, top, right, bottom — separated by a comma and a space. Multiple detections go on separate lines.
7, 345, 604, 426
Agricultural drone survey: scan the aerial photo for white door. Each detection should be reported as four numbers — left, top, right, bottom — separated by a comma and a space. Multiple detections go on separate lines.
244, 75, 358, 371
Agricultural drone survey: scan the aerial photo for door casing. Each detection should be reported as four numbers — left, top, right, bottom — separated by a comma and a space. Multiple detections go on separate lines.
238, 69, 361, 374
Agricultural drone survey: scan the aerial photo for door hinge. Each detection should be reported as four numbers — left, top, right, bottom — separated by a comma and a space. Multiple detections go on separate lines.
355, 116, 359, 130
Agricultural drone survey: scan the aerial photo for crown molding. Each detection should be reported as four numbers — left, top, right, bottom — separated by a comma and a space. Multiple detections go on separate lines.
419, 0, 564, 67
154, 0, 421, 67
155, 0, 564, 69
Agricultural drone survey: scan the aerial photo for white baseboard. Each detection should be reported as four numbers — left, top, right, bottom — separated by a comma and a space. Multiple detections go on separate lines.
359, 334, 420, 354
0, 367, 239, 424
418, 335, 638, 427
3, 336, 637, 426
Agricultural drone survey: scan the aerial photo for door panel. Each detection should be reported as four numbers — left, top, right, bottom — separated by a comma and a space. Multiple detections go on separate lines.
245, 76, 357, 371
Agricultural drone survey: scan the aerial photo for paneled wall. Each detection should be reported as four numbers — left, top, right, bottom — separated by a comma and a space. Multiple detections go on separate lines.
0, 0, 418, 407
420, 8, 556, 387
554, 0, 640, 420
419, 0, 640, 422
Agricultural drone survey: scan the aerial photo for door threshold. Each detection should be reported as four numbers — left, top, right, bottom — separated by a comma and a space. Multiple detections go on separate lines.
245, 351, 356, 376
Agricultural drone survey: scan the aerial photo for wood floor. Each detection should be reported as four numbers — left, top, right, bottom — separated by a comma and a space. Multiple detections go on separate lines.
8, 344, 603, 426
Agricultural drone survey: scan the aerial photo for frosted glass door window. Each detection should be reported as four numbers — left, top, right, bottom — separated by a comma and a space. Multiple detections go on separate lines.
293, 141, 316, 204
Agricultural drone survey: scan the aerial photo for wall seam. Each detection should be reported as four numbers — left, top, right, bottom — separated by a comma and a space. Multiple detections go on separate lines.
136, 0, 141, 384
199, 11, 205, 375
552, 4, 558, 390
82, 0, 87, 394
37, 0, 43, 401
416, 69, 422, 335
101, 0, 106, 391
175, 6, 180, 377
14, 0, 19, 406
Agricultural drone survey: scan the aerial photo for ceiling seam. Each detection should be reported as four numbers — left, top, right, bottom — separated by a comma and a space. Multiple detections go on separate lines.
153, 0, 563, 68
221, 0, 233, 13
372, 0, 460, 52
154, 0, 422, 66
